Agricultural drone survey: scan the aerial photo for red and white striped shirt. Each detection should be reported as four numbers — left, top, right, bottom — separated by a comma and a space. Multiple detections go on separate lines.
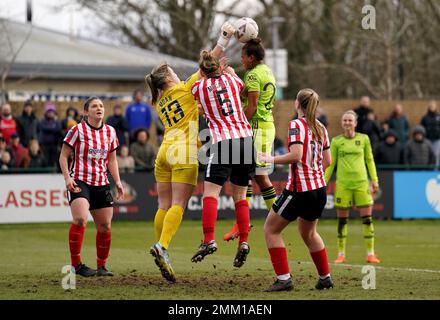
192, 73, 252, 143
63, 121, 119, 186
286, 118, 330, 192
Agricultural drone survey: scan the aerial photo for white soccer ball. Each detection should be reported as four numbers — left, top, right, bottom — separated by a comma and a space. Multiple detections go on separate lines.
234, 17, 259, 43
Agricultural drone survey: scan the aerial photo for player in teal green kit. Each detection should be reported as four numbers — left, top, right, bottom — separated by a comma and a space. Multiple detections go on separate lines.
324, 110, 380, 264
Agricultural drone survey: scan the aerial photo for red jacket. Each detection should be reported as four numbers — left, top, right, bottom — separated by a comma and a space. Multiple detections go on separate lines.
0, 116, 17, 145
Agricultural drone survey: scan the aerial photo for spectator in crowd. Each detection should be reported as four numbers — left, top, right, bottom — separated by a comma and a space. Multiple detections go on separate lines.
117, 145, 135, 173
125, 89, 152, 139
10, 133, 28, 168
362, 110, 381, 150
0, 103, 17, 145
106, 103, 129, 146
388, 103, 410, 145
354, 96, 373, 134
316, 106, 329, 128
16, 100, 39, 148
129, 128, 156, 171
38, 102, 62, 168
0, 135, 15, 166
420, 101, 440, 166
61, 106, 80, 137
374, 130, 403, 166
379, 120, 390, 141
404, 125, 436, 168
1, 150, 12, 171
27, 139, 47, 168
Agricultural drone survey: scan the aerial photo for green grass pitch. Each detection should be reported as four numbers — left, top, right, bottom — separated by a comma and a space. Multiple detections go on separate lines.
0, 219, 439, 300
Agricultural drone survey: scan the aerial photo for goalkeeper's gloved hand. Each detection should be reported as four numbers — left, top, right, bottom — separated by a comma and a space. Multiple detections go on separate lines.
217, 21, 236, 51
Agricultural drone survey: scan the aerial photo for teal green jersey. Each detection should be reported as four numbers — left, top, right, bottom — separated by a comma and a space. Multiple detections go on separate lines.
243, 63, 276, 122
324, 133, 379, 189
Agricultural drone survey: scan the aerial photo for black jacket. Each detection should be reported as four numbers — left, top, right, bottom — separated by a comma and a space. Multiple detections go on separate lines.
375, 141, 403, 165
421, 111, 440, 141
16, 112, 39, 147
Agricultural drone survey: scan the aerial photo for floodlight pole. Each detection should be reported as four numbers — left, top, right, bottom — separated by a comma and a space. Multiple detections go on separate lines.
271, 11, 285, 99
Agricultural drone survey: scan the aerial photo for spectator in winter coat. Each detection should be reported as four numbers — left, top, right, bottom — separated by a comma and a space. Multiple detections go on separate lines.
388, 104, 410, 145
374, 130, 403, 166
129, 128, 156, 171
106, 103, 129, 146
354, 96, 373, 134
16, 100, 39, 148
27, 139, 47, 168
0, 103, 17, 145
125, 89, 152, 138
117, 145, 135, 173
420, 101, 440, 166
38, 102, 62, 167
61, 106, 81, 137
10, 133, 29, 168
404, 125, 436, 168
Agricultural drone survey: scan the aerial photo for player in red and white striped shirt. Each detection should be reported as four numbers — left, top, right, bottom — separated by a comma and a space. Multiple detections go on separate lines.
259, 89, 333, 291
285, 114, 330, 192
190, 51, 255, 268
59, 97, 124, 277
192, 65, 252, 143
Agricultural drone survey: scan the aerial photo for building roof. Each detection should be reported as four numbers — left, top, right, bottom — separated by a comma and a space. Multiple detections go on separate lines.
0, 19, 198, 81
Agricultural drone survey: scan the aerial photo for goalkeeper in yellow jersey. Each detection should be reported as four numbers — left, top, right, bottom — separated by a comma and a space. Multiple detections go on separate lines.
324, 110, 380, 264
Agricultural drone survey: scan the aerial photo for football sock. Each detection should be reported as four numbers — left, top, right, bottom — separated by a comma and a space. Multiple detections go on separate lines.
202, 197, 218, 243
246, 183, 253, 204
69, 223, 85, 268
159, 205, 184, 250
310, 248, 330, 278
261, 186, 277, 210
268, 247, 290, 279
235, 200, 250, 243
362, 216, 375, 255
153, 208, 167, 241
337, 217, 348, 256
96, 230, 111, 269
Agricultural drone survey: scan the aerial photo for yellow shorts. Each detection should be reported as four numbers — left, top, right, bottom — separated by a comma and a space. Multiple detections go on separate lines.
251, 120, 275, 170
154, 143, 199, 186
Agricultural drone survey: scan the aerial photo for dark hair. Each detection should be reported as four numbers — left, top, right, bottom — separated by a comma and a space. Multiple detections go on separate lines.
84, 96, 100, 111
242, 38, 265, 62
145, 64, 171, 105
198, 50, 221, 78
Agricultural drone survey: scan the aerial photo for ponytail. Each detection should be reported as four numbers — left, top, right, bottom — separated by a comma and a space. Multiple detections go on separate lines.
297, 88, 323, 140
198, 50, 221, 78
145, 64, 170, 105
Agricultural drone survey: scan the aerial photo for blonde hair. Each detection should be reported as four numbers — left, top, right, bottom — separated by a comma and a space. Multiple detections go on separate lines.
297, 88, 323, 140
145, 63, 171, 105
198, 50, 221, 78
342, 110, 358, 120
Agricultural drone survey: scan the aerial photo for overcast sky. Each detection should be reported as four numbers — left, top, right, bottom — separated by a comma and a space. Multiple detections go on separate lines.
0, 0, 93, 37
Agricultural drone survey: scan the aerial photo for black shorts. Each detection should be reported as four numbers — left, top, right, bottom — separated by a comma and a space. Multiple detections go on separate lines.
272, 187, 327, 222
205, 137, 256, 187
68, 180, 114, 210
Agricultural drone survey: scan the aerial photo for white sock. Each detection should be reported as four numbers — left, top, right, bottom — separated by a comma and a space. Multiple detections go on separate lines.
277, 273, 291, 281
319, 273, 330, 280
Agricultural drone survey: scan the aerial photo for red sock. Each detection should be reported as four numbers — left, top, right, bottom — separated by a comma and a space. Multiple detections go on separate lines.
69, 224, 85, 268
235, 200, 250, 243
202, 197, 218, 243
310, 248, 330, 276
268, 247, 290, 276
96, 231, 112, 269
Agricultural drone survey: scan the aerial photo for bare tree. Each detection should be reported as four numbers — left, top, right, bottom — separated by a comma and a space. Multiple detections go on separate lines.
0, 19, 33, 104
